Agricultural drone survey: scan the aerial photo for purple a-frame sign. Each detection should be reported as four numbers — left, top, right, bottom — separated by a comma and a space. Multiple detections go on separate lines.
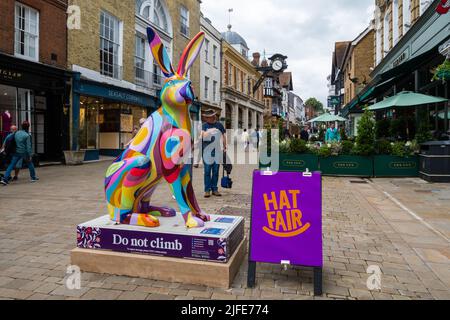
247, 170, 323, 295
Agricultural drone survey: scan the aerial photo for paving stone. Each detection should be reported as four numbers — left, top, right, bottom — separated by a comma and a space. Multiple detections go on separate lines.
117, 291, 148, 300
35, 282, 60, 294
146, 293, 175, 300
82, 288, 122, 300
349, 289, 374, 300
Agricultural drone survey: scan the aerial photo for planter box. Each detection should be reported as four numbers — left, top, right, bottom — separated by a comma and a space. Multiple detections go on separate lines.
374, 155, 419, 177
319, 155, 373, 177
260, 153, 319, 172
63, 151, 86, 166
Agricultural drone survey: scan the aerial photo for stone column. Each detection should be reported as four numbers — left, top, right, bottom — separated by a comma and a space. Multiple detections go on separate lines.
243, 108, 249, 130
251, 110, 257, 130
232, 103, 239, 130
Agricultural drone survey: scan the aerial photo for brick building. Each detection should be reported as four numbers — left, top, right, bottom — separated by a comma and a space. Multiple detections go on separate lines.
0, 0, 73, 162
68, 0, 202, 160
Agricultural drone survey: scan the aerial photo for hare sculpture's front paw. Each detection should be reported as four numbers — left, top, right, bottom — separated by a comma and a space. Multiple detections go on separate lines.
183, 212, 208, 229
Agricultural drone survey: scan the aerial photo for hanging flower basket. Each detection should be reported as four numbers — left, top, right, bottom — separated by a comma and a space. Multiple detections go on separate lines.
433, 60, 450, 83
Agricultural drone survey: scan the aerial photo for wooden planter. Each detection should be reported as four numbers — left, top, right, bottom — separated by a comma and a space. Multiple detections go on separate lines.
319, 155, 373, 177
63, 150, 86, 166
374, 155, 419, 177
260, 153, 319, 172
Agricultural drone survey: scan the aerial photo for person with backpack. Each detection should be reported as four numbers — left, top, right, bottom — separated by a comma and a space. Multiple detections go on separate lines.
0, 125, 21, 182
1, 121, 38, 185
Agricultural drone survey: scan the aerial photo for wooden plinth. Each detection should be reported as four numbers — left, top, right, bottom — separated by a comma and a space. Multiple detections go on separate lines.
71, 238, 246, 289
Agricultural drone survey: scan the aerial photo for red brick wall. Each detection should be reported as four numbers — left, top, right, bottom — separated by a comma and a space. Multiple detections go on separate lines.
0, 0, 68, 68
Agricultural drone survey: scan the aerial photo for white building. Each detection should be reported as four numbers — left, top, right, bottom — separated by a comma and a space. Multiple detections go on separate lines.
200, 14, 222, 115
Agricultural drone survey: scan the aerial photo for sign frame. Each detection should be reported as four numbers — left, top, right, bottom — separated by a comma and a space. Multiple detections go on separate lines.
247, 170, 323, 296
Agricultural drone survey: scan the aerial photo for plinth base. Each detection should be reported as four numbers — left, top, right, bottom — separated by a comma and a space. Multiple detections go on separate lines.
71, 238, 246, 289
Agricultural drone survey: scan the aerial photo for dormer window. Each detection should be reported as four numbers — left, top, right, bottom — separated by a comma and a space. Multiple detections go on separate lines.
137, 0, 169, 33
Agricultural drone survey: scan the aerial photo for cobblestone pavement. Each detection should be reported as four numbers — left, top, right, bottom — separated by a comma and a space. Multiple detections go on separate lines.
0, 162, 449, 300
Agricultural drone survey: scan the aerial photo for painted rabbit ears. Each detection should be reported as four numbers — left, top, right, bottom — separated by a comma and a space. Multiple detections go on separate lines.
147, 26, 205, 79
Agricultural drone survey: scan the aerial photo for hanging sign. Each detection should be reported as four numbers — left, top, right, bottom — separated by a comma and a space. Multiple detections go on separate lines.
436, 0, 450, 14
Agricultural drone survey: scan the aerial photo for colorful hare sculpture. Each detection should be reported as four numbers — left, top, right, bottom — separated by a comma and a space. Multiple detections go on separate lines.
104, 26, 209, 229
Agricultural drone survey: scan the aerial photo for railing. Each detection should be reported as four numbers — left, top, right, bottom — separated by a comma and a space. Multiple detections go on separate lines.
135, 67, 164, 89
100, 63, 123, 80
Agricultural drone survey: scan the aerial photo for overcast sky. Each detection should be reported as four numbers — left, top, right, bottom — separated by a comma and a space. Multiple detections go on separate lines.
201, 0, 375, 106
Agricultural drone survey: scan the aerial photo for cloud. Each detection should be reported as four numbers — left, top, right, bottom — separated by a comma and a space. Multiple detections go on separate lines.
201, 0, 374, 105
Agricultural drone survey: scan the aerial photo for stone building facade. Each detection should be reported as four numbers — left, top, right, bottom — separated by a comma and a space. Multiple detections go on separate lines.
374, 0, 433, 66
342, 27, 375, 106
221, 39, 265, 132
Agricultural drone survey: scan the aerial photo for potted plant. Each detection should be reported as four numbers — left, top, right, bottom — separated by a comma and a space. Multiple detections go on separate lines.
432, 59, 450, 83
63, 149, 86, 166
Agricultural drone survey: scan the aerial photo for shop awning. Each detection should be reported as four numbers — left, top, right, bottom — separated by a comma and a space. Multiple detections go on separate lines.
368, 91, 448, 111
308, 113, 347, 123
340, 76, 397, 117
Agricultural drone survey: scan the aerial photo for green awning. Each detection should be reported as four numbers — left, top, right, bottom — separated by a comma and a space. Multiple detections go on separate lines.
368, 91, 448, 111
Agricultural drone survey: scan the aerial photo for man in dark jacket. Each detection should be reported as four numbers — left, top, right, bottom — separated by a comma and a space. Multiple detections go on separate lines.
1, 121, 38, 185
300, 125, 310, 142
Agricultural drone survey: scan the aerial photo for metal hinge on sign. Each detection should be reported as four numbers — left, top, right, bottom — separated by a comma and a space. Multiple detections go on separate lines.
281, 260, 291, 271
263, 168, 273, 176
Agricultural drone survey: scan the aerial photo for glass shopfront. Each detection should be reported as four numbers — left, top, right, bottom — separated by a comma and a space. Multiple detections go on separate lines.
0, 84, 36, 152
78, 96, 148, 154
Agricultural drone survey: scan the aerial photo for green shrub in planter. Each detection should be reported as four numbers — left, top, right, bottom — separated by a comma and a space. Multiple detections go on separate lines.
341, 140, 355, 155
289, 138, 309, 154
354, 109, 375, 156
375, 139, 393, 155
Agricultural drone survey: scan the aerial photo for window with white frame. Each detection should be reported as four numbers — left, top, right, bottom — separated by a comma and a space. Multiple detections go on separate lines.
100, 11, 121, 79
213, 81, 217, 102
213, 45, 218, 67
204, 77, 209, 100
14, 2, 39, 61
139, 0, 169, 33
135, 34, 146, 81
403, 0, 411, 34
419, 0, 432, 15
180, 6, 189, 37
383, 11, 390, 56
204, 39, 210, 63
392, 0, 399, 45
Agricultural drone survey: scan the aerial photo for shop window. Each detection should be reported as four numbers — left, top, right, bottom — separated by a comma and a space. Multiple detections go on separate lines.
213, 81, 217, 102
14, 2, 39, 61
100, 11, 122, 79
0, 85, 18, 145
213, 45, 218, 67
180, 6, 189, 37
204, 39, 209, 63
204, 77, 209, 100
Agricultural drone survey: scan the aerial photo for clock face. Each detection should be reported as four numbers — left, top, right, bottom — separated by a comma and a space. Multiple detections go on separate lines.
272, 60, 283, 71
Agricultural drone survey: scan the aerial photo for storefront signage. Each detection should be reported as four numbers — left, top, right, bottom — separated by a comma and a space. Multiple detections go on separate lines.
249, 171, 322, 267
77, 81, 157, 108
0, 68, 23, 81
392, 50, 409, 68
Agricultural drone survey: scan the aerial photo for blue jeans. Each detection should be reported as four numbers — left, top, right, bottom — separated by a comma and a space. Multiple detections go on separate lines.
204, 162, 220, 193
3, 154, 36, 181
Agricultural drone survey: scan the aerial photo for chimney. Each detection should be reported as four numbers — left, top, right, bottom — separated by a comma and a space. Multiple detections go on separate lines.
252, 52, 261, 66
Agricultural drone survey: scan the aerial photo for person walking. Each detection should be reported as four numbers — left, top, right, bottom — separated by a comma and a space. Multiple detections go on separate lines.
300, 125, 310, 142
325, 123, 341, 143
201, 109, 227, 198
0, 125, 21, 182
1, 121, 38, 185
